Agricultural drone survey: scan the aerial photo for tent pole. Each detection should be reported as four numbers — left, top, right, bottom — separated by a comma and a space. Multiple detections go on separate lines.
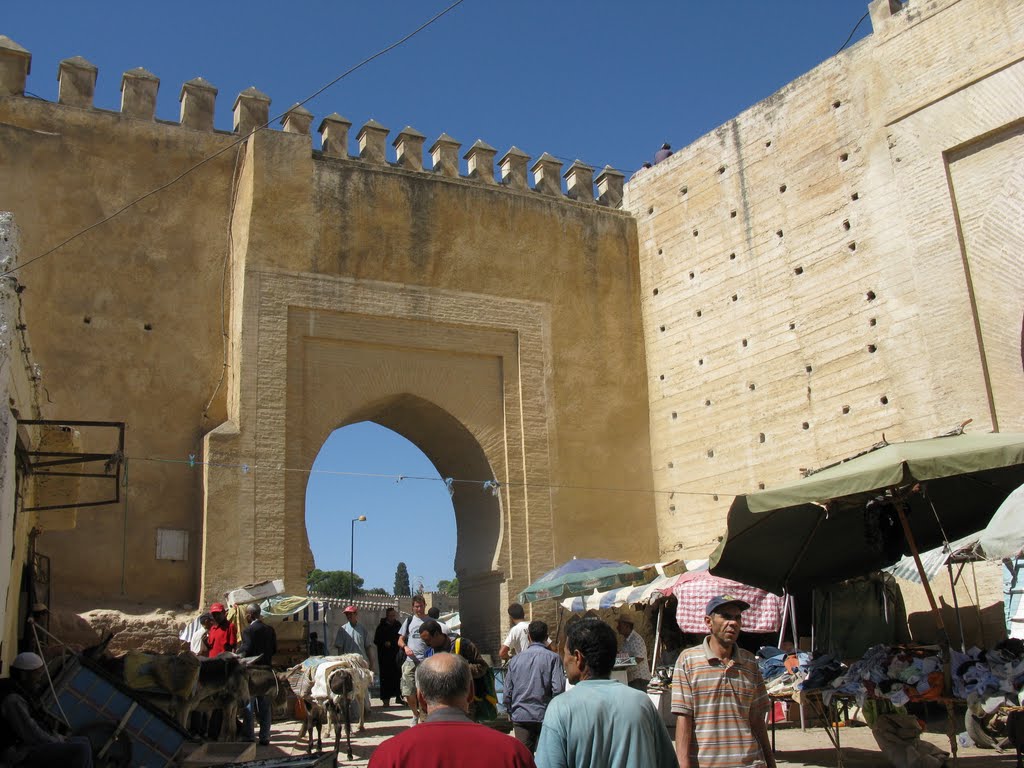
777, 593, 790, 647
895, 502, 948, 639
810, 590, 816, 652
828, 592, 834, 655
970, 561, 987, 648
652, 603, 664, 676
789, 595, 799, 651
946, 562, 966, 652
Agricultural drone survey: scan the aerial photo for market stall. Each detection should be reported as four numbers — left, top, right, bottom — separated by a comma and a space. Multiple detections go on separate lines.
559, 563, 785, 730
710, 429, 1024, 766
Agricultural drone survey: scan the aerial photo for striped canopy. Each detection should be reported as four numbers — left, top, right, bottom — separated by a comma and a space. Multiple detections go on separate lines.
560, 562, 708, 612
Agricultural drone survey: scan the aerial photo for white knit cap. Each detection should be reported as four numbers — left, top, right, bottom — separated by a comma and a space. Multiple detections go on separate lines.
11, 652, 44, 671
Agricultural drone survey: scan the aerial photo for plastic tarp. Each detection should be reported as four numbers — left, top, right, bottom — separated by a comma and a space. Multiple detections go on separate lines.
260, 594, 321, 621
884, 534, 980, 584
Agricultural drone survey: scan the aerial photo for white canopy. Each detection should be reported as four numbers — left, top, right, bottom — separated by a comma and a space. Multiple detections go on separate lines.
978, 482, 1024, 560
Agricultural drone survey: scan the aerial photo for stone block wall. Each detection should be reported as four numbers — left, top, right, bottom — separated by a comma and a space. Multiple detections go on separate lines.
0, 38, 658, 648
625, 0, 1024, 564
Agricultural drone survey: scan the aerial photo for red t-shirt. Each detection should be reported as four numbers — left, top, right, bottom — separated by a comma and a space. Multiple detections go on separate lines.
207, 621, 237, 656
369, 716, 535, 768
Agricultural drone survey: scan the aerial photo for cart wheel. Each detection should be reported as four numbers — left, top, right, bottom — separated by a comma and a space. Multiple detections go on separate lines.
73, 721, 133, 768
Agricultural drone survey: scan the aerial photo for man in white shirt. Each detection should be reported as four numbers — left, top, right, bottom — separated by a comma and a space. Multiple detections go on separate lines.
615, 614, 651, 691
499, 603, 531, 661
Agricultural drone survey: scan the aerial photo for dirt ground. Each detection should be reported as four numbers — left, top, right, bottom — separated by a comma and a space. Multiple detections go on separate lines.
179, 699, 1020, 767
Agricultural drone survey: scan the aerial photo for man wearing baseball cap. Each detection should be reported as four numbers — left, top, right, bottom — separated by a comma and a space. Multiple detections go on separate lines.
671, 595, 775, 768
207, 602, 237, 657
0, 652, 93, 767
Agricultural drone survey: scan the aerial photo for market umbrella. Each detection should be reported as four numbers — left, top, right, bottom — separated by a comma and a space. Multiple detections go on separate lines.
710, 431, 1024, 595
519, 557, 646, 603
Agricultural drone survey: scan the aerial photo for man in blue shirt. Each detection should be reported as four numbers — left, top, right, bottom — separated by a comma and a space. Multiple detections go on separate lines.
535, 619, 677, 768
504, 620, 565, 752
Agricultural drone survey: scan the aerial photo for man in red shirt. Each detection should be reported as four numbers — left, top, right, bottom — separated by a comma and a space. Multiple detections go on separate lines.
205, 602, 237, 657
369, 653, 535, 768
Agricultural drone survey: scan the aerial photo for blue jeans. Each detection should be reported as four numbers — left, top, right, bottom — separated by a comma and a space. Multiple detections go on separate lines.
242, 695, 273, 744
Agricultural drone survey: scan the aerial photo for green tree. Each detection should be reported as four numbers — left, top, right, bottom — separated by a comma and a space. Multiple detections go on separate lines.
394, 562, 411, 596
436, 577, 459, 596
307, 568, 364, 599
366, 587, 388, 594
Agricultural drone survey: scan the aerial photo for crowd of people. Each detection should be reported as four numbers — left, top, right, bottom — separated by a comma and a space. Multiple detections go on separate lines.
367, 592, 773, 768
0, 590, 768, 767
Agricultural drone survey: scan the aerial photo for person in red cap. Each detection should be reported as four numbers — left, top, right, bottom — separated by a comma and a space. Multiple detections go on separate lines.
671, 595, 775, 768
206, 602, 237, 657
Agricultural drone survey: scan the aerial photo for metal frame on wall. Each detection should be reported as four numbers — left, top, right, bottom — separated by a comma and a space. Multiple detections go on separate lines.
18, 419, 125, 512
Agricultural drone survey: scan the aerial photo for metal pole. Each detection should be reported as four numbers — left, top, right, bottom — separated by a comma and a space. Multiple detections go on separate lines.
651, 603, 664, 676
777, 593, 789, 647
894, 502, 948, 640
350, 515, 366, 603
947, 562, 966, 652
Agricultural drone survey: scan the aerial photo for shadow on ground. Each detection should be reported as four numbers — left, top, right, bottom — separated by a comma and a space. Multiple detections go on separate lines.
776, 747, 1019, 767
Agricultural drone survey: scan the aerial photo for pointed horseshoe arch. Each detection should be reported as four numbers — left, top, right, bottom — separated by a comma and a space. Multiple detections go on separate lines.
202, 271, 558, 652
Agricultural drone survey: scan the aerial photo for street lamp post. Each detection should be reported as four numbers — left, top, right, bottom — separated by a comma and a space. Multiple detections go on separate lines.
350, 515, 367, 603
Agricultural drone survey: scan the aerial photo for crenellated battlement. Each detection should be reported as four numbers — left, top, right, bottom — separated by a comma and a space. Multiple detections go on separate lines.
0, 36, 625, 209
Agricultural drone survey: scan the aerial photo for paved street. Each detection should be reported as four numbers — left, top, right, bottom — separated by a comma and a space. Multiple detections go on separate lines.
183, 700, 1018, 767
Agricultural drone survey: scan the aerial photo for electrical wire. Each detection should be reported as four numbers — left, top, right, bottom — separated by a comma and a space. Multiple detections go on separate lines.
125, 453, 738, 498
0, 0, 468, 279
837, 11, 870, 54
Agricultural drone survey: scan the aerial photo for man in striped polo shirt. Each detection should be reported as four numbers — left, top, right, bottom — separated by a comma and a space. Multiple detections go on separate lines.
671, 595, 775, 768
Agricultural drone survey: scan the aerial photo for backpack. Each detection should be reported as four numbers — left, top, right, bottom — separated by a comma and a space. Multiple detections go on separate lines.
454, 638, 498, 722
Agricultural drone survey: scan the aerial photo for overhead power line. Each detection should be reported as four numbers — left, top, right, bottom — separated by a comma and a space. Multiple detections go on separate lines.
127, 453, 740, 499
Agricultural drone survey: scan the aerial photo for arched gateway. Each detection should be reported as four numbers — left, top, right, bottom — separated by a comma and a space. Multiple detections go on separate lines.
200, 274, 561, 651
7, 80, 660, 648
308, 404, 501, 648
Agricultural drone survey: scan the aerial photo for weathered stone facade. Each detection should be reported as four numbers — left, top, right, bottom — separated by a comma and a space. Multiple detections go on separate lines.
0, 0, 1021, 653
0, 36, 656, 652
625, 0, 1024, 571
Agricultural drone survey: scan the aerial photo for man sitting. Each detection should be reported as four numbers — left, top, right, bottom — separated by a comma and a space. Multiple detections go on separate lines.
369, 653, 535, 767
0, 652, 93, 767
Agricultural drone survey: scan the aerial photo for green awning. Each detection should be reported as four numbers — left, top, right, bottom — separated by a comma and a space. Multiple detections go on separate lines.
710, 432, 1024, 594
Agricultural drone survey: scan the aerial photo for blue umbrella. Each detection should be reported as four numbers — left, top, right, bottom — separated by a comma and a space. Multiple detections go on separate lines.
519, 557, 647, 603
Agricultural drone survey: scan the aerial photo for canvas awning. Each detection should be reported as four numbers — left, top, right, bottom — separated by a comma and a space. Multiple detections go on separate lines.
710, 431, 1024, 593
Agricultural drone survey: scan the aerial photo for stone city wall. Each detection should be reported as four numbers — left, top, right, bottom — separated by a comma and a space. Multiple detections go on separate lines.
625, 0, 1024, 566
0, 36, 658, 648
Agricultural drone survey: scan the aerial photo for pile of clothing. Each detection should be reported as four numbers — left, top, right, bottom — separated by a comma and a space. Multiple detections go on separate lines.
756, 646, 843, 697
951, 639, 1024, 749
757, 644, 946, 708
822, 644, 944, 708
951, 639, 1024, 703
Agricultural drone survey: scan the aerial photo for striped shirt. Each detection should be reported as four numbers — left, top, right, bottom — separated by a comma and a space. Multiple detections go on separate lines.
671, 637, 768, 768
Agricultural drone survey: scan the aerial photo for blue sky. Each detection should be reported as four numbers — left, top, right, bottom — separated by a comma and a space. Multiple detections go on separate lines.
4, 2, 873, 590
4, 1, 872, 177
